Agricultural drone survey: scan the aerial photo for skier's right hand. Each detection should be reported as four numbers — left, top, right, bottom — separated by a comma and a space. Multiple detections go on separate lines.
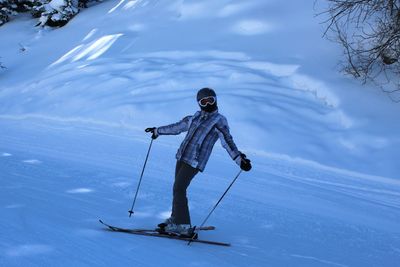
145, 127, 159, 139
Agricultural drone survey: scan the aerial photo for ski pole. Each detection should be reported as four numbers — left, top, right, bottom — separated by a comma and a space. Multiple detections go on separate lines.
128, 138, 154, 217
188, 169, 243, 245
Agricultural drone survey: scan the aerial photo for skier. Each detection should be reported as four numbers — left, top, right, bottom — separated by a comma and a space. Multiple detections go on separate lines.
145, 88, 252, 236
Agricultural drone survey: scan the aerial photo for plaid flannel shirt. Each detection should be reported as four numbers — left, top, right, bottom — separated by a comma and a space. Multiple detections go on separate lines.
157, 110, 241, 172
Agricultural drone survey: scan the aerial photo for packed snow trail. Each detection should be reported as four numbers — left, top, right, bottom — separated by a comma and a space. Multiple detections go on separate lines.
0, 118, 399, 267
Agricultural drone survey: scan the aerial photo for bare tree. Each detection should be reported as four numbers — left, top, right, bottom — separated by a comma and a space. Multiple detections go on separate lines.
319, 0, 400, 101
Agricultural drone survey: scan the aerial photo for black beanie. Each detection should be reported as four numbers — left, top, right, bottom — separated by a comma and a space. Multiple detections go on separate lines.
197, 88, 216, 102
197, 88, 218, 112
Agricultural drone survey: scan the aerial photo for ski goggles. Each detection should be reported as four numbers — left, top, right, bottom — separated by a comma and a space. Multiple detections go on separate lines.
198, 96, 216, 107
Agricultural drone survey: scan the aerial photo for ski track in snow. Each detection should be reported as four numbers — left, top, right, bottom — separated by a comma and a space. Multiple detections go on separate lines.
5, 244, 54, 257
290, 254, 348, 267
66, 188, 95, 194
22, 159, 42, 164
0, 49, 366, 178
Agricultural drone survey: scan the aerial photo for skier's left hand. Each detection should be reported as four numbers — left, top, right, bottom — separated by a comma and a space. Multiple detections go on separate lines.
235, 153, 252, 171
145, 127, 159, 139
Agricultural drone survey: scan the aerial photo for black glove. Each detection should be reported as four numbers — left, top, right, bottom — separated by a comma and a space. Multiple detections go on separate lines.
235, 153, 252, 171
145, 127, 159, 139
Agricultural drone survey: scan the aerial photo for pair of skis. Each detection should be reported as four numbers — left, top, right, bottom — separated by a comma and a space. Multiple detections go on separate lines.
99, 220, 230, 247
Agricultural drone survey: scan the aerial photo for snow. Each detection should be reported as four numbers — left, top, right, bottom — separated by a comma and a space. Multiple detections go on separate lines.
231, 19, 274, 35
50, 0, 68, 12
0, 0, 399, 266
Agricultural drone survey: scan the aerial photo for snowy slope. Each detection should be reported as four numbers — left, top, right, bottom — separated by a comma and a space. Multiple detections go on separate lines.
1, 118, 399, 267
0, 0, 399, 177
0, 0, 400, 266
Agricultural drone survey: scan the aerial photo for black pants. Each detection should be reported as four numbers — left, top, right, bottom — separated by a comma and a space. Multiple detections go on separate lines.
171, 160, 199, 225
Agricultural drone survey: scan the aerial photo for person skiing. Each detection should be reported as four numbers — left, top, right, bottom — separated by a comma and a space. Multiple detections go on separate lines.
145, 87, 252, 236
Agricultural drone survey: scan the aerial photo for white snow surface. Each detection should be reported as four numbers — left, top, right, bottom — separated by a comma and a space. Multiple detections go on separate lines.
0, 1, 399, 266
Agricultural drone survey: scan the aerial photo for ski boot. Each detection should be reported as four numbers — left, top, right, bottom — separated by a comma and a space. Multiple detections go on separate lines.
157, 218, 197, 239
157, 216, 175, 230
